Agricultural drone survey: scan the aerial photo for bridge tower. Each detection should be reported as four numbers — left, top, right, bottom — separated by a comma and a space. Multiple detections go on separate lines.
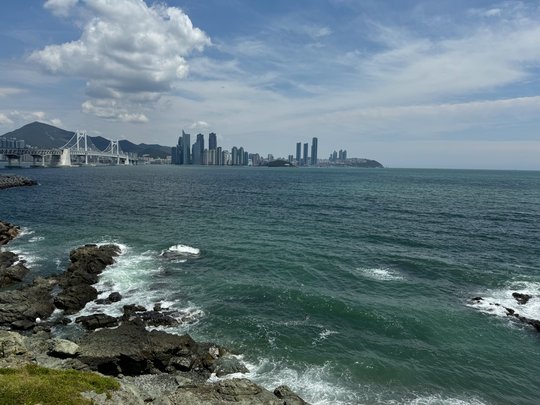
75, 130, 88, 164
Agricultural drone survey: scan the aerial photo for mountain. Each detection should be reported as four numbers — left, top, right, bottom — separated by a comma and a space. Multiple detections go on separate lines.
1, 122, 171, 158
0, 121, 74, 149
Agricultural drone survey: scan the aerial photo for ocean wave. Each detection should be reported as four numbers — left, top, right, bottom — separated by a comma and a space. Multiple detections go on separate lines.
160, 244, 201, 259
312, 329, 339, 346
357, 267, 404, 281
29, 236, 45, 243
408, 394, 489, 405
468, 280, 540, 322
212, 358, 360, 405
70, 243, 204, 331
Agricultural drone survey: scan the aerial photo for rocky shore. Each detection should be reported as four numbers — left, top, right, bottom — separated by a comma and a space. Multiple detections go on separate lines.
0, 174, 38, 190
470, 294, 540, 333
0, 220, 308, 404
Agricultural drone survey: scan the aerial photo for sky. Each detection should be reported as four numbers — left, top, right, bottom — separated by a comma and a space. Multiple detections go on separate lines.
1, 0, 540, 169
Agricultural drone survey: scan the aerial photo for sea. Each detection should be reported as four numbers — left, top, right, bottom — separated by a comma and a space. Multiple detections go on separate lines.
1, 165, 539, 405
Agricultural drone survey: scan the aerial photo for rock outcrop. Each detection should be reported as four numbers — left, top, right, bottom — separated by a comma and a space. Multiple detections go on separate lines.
0, 175, 38, 190
0, 221, 310, 404
0, 220, 20, 245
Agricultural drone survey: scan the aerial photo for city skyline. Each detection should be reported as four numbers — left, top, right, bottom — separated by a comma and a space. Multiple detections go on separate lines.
0, 1, 540, 169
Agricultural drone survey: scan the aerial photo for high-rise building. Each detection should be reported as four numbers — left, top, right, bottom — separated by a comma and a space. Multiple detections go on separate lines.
311, 137, 318, 166
209, 132, 217, 151
296, 142, 301, 164
182, 130, 191, 164
239, 147, 245, 165
190, 134, 204, 165
303, 143, 309, 166
216, 146, 223, 165
231, 147, 238, 166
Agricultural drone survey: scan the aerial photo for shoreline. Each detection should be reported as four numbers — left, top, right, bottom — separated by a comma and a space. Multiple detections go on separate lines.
0, 220, 309, 404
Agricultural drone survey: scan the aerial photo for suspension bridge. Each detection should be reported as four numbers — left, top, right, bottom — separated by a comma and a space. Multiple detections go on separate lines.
0, 131, 135, 167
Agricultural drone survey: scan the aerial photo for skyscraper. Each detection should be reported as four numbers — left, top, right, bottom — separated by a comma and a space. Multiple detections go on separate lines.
303, 143, 309, 166
296, 142, 301, 164
182, 130, 191, 164
311, 137, 318, 166
192, 134, 204, 165
209, 132, 217, 151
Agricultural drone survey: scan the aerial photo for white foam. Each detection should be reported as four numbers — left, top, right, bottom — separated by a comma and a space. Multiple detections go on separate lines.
71, 244, 205, 331
161, 244, 200, 257
409, 394, 488, 405
211, 357, 360, 405
312, 329, 338, 346
468, 281, 540, 322
358, 267, 404, 281
17, 227, 34, 237
29, 236, 45, 243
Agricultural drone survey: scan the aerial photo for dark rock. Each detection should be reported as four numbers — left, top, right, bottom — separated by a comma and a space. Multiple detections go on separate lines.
77, 321, 220, 377
274, 385, 309, 404
75, 314, 119, 330
212, 356, 249, 377
167, 378, 307, 404
108, 292, 122, 302
0, 175, 38, 191
0, 277, 57, 327
471, 297, 483, 302
0, 253, 29, 287
0, 220, 20, 245
11, 319, 35, 330
54, 284, 98, 313
95, 298, 111, 305
123, 304, 147, 317
137, 311, 179, 327
512, 292, 531, 305
153, 303, 162, 312
505, 307, 515, 315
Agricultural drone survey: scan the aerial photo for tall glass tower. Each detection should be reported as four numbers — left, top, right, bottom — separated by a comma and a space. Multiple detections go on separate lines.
182, 130, 190, 164
311, 137, 318, 165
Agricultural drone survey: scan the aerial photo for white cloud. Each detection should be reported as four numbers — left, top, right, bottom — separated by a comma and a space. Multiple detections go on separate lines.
33, 0, 210, 121
0, 87, 25, 97
82, 99, 149, 123
189, 120, 210, 129
44, 0, 78, 17
0, 113, 13, 125
50, 118, 63, 127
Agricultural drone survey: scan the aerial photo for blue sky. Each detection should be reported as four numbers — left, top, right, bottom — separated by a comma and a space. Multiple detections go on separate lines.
1, 0, 540, 169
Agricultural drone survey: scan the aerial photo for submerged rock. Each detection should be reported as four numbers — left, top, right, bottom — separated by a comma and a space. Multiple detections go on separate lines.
512, 292, 531, 305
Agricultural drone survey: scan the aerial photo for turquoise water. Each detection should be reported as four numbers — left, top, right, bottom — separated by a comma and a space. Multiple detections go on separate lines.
1, 166, 539, 404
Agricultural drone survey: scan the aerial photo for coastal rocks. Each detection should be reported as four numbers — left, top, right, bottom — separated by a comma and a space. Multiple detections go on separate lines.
77, 321, 221, 377
75, 314, 119, 330
212, 356, 249, 377
0, 276, 57, 329
512, 292, 531, 305
48, 338, 80, 358
0, 220, 20, 245
166, 378, 309, 405
0, 251, 29, 286
55, 244, 120, 313
274, 385, 309, 405
470, 292, 539, 334
0, 175, 38, 190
